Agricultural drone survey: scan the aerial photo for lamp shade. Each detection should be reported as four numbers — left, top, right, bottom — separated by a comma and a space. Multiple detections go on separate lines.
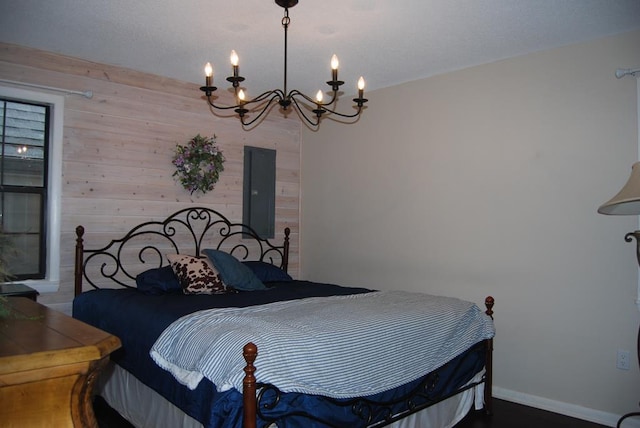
598, 162, 640, 215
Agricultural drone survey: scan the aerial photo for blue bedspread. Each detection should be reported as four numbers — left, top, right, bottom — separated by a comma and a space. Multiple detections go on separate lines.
73, 281, 488, 428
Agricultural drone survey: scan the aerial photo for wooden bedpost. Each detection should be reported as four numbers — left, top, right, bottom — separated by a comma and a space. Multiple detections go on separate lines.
282, 227, 290, 273
242, 342, 258, 428
74, 226, 85, 297
484, 296, 495, 416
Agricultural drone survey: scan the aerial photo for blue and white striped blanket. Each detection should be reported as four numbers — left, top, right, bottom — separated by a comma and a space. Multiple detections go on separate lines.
150, 290, 495, 399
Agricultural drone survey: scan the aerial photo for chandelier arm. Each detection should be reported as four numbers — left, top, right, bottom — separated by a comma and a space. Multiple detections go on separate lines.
289, 92, 363, 120
240, 94, 285, 127
319, 105, 364, 119
205, 89, 284, 111
288, 96, 321, 127
206, 96, 244, 111
288, 89, 339, 107
321, 91, 339, 106
286, 89, 327, 106
243, 89, 285, 106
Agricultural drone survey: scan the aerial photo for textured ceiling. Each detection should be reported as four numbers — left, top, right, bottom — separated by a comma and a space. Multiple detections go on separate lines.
1, 0, 639, 97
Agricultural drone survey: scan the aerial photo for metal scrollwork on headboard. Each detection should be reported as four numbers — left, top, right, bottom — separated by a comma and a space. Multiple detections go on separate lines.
74, 207, 290, 295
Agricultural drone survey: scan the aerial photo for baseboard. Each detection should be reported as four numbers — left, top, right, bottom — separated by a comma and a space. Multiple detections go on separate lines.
493, 386, 640, 428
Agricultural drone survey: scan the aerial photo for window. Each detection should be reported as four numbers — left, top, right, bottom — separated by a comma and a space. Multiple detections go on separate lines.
0, 86, 63, 292
0, 99, 49, 280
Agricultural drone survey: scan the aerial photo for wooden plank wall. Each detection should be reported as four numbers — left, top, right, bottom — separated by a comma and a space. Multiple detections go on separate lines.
0, 43, 301, 306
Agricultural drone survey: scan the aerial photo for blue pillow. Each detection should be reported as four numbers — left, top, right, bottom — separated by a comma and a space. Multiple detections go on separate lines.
242, 261, 292, 283
203, 249, 266, 291
135, 265, 181, 295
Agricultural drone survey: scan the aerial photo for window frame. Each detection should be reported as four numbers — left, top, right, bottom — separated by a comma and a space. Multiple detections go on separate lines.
0, 86, 63, 293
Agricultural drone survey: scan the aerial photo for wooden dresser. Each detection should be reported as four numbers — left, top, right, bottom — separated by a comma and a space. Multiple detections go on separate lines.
0, 297, 121, 427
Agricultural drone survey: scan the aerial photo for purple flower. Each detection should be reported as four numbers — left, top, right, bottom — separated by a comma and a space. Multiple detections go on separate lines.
172, 135, 225, 194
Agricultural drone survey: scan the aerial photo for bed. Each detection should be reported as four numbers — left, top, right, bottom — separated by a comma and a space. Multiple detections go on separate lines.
72, 206, 495, 428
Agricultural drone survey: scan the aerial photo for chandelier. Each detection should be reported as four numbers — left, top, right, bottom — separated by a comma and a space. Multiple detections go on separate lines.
199, 0, 368, 128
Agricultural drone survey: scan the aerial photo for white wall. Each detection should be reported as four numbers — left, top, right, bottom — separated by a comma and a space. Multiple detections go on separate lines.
300, 30, 640, 425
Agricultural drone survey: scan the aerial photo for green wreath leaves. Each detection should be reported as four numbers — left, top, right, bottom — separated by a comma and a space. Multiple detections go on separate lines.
172, 134, 225, 195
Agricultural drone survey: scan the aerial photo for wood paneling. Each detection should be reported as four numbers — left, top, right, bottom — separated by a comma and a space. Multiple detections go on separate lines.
0, 43, 301, 305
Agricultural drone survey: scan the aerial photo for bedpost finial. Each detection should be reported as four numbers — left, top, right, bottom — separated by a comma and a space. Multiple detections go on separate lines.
485, 296, 494, 319
76, 225, 85, 237
243, 342, 258, 364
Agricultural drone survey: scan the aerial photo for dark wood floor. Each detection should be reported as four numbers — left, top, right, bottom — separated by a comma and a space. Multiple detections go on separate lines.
94, 396, 609, 428
454, 399, 608, 428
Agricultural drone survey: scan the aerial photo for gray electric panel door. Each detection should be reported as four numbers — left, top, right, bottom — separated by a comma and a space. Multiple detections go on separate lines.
243, 146, 276, 238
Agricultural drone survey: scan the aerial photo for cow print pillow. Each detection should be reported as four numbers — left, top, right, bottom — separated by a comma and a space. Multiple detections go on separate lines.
166, 254, 229, 295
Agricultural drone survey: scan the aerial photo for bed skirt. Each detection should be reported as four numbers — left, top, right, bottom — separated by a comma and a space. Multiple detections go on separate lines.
97, 362, 485, 428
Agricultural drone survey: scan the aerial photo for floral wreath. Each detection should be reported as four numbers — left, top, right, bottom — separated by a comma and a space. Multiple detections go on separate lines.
172, 134, 225, 195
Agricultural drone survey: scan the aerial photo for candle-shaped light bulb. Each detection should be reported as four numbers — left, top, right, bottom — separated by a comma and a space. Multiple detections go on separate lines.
204, 62, 214, 86
205, 62, 213, 77
357, 76, 365, 98
331, 55, 339, 70
230, 50, 239, 78
238, 89, 246, 103
331, 54, 339, 82
315, 90, 323, 104
230, 50, 239, 66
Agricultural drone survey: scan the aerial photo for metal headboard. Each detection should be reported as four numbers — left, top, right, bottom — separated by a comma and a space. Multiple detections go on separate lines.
74, 207, 290, 295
